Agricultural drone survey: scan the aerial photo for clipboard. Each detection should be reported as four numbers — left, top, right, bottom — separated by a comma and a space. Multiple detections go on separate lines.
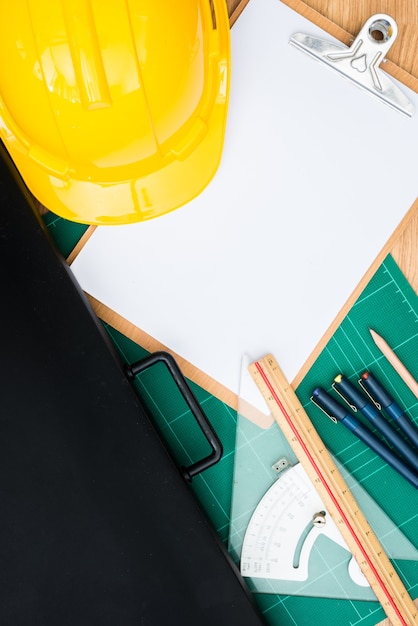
279, 0, 418, 92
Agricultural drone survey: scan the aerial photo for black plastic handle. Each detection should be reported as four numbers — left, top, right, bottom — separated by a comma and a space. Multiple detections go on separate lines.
126, 351, 223, 482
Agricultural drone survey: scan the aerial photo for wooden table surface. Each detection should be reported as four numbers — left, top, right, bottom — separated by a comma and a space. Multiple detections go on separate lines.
231, 0, 418, 92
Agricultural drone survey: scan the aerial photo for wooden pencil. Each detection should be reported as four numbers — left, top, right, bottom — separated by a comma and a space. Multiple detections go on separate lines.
369, 328, 418, 399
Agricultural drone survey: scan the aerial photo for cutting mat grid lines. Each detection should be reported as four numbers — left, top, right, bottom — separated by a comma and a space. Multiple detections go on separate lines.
319, 271, 417, 379
256, 592, 386, 626
256, 573, 382, 620
44, 209, 417, 626
297, 256, 418, 539
102, 324, 238, 543
228, 424, 285, 548
231, 254, 418, 625
42, 211, 89, 259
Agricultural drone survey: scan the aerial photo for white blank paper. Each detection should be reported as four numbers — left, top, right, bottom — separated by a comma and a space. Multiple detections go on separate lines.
71, 0, 418, 403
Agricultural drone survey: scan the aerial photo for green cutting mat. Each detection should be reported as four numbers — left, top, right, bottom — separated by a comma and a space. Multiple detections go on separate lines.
43, 212, 89, 259
233, 254, 418, 626
45, 215, 418, 626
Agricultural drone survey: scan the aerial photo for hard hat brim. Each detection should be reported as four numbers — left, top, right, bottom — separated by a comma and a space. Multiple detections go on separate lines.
7, 89, 229, 225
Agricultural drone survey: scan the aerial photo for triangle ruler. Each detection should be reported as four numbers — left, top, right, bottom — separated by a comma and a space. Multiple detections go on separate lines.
229, 355, 418, 612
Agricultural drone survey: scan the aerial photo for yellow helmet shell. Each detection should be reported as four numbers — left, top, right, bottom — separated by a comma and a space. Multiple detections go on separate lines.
0, 0, 230, 224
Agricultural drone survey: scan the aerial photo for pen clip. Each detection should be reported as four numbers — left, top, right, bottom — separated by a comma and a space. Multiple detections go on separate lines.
357, 378, 382, 410
310, 395, 338, 424
331, 382, 358, 412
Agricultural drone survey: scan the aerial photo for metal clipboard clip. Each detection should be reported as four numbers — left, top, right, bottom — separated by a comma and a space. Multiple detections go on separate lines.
290, 14, 415, 117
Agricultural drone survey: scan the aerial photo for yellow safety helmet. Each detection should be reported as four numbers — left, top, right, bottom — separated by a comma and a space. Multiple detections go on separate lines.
0, 0, 230, 225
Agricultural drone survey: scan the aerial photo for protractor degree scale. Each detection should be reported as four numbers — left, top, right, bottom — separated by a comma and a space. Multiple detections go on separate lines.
240, 463, 367, 587
248, 354, 418, 626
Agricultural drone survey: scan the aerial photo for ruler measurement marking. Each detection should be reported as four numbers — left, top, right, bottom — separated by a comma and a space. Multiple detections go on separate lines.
254, 361, 394, 590
250, 355, 417, 626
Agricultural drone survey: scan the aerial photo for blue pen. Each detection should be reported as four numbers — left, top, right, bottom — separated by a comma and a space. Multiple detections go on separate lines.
333, 374, 418, 474
311, 387, 418, 489
360, 371, 418, 450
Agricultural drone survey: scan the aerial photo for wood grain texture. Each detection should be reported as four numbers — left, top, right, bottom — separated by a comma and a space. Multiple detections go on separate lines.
227, 0, 252, 25
391, 202, 418, 292
294, 198, 418, 387
86, 293, 239, 409
66, 226, 96, 266
375, 599, 418, 626
281, 0, 418, 92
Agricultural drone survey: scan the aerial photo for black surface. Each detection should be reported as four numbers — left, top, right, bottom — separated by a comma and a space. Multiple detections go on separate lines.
0, 144, 265, 626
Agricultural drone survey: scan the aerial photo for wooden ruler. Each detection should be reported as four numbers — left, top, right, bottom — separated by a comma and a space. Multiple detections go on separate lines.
249, 354, 418, 626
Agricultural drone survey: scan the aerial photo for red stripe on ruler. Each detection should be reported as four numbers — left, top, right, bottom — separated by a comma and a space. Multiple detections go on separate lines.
254, 360, 406, 626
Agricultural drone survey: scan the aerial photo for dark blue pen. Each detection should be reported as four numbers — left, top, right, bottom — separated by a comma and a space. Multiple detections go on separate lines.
311, 387, 418, 489
360, 371, 418, 450
333, 374, 418, 474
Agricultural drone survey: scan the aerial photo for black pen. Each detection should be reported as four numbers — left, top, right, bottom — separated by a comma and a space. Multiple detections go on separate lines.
311, 387, 418, 489
333, 374, 418, 474
360, 371, 418, 450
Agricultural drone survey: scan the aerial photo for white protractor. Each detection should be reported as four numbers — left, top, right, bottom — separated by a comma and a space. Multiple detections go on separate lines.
240, 463, 368, 587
